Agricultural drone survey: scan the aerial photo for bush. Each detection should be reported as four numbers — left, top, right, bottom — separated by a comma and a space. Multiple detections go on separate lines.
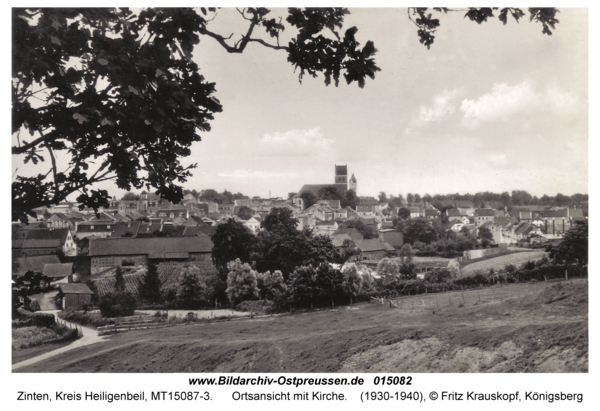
237, 299, 275, 314
17, 309, 55, 327
58, 309, 113, 328
98, 291, 137, 318
28, 299, 41, 312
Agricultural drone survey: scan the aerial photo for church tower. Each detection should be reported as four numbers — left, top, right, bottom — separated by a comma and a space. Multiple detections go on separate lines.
334, 164, 348, 186
349, 173, 357, 194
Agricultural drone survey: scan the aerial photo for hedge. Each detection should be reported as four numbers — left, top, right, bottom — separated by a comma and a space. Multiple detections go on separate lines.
17, 308, 55, 327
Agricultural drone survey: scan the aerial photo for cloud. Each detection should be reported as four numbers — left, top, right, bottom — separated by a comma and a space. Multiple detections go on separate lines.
258, 127, 333, 157
411, 81, 582, 132
460, 81, 536, 128
415, 89, 463, 124
460, 81, 581, 128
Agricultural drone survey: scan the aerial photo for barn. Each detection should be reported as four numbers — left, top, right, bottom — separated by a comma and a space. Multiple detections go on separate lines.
58, 283, 94, 310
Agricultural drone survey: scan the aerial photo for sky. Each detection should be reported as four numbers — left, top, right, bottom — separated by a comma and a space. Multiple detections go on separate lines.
10, 6, 590, 201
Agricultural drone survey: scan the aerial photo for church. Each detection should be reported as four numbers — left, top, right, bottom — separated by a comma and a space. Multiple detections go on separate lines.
292, 165, 357, 210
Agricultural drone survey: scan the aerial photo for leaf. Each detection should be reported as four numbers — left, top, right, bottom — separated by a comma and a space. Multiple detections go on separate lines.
73, 113, 88, 124
98, 58, 109, 66
128, 85, 140, 96
50, 36, 61, 46
155, 69, 164, 77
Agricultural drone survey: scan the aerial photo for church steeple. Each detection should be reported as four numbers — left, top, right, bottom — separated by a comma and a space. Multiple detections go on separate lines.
349, 173, 357, 194
334, 164, 348, 185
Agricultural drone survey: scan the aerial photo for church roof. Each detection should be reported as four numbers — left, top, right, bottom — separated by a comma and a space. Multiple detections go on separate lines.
349, 173, 356, 183
335, 165, 347, 175
294, 184, 347, 198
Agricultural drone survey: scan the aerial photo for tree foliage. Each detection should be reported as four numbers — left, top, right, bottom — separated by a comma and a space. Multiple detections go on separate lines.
226, 259, 259, 306
114, 266, 125, 292
139, 260, 161, 304
547, 221, 588, 270
408, 7, 559, 50
211, 218, 256, 276
175, 265, 206, 308
12, 7, 380, 222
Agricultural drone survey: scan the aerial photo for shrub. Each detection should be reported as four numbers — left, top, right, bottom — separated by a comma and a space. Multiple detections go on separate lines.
226, 259, 259, 306
18, 309, 56, 327
98, 291, 137, 317
28, 299, 41, 312
58, 309, 113, 328
237, 299, 275, 314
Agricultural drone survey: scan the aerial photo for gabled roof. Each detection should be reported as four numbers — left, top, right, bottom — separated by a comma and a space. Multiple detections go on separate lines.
474, 208, 495, 217
89, 236, 213, 257
59, 283, 94, 295
425, 209, 439, 216
295, 184, 347, 198
15, 255, 61, 276
43, 263, 73, 278
356, 239, 387, 252
14, 239, 62, 249
494, 217, 511, 227
408, 207, 420, 213
356, 205, 373, 212
447, 209, 462, 217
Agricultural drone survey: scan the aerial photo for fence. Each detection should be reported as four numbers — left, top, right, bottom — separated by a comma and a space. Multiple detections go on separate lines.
97, 314, 168, 336
371, 277, 586, 314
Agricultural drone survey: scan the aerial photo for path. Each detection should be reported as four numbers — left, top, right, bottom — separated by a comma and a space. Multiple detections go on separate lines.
12, 311, 109, 371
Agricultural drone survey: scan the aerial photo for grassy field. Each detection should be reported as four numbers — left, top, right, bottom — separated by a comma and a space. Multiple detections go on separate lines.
461, 251, 547, 274
14, 278, 587, 373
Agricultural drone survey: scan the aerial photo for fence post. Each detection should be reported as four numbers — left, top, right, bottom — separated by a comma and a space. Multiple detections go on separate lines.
461, 293, 465, 305
565, 269, 568, 281
478, 291, 480, 302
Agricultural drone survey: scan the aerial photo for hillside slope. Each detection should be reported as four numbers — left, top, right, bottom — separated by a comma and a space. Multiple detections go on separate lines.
15, 279, 587, 373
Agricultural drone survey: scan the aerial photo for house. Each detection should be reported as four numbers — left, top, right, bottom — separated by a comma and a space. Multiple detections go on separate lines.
334, 207, 348, 219
356, 205, 375, 217
317, 199, 341, 210
47, 213, 69, 228
355, 239, 388, 260
155, 207, 189, 220
109, 221, 142, 238
314, 220, 338, 235
118, 201, 140, 215
243, 217, 261, 234
304, 204, 335, 221
424, 209, 440, 220
446, 209, 463, 219
474, 209, 496, 226
57, 283, 94, 310
88, 236, 214, 274
332, 227, 364, 242
42, 263, 73, 282
408, 207, 422, 218
219, 203, 236, 215
75, 220, 115, 239
235, 198, 253, 207
518, 211, 533, 222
